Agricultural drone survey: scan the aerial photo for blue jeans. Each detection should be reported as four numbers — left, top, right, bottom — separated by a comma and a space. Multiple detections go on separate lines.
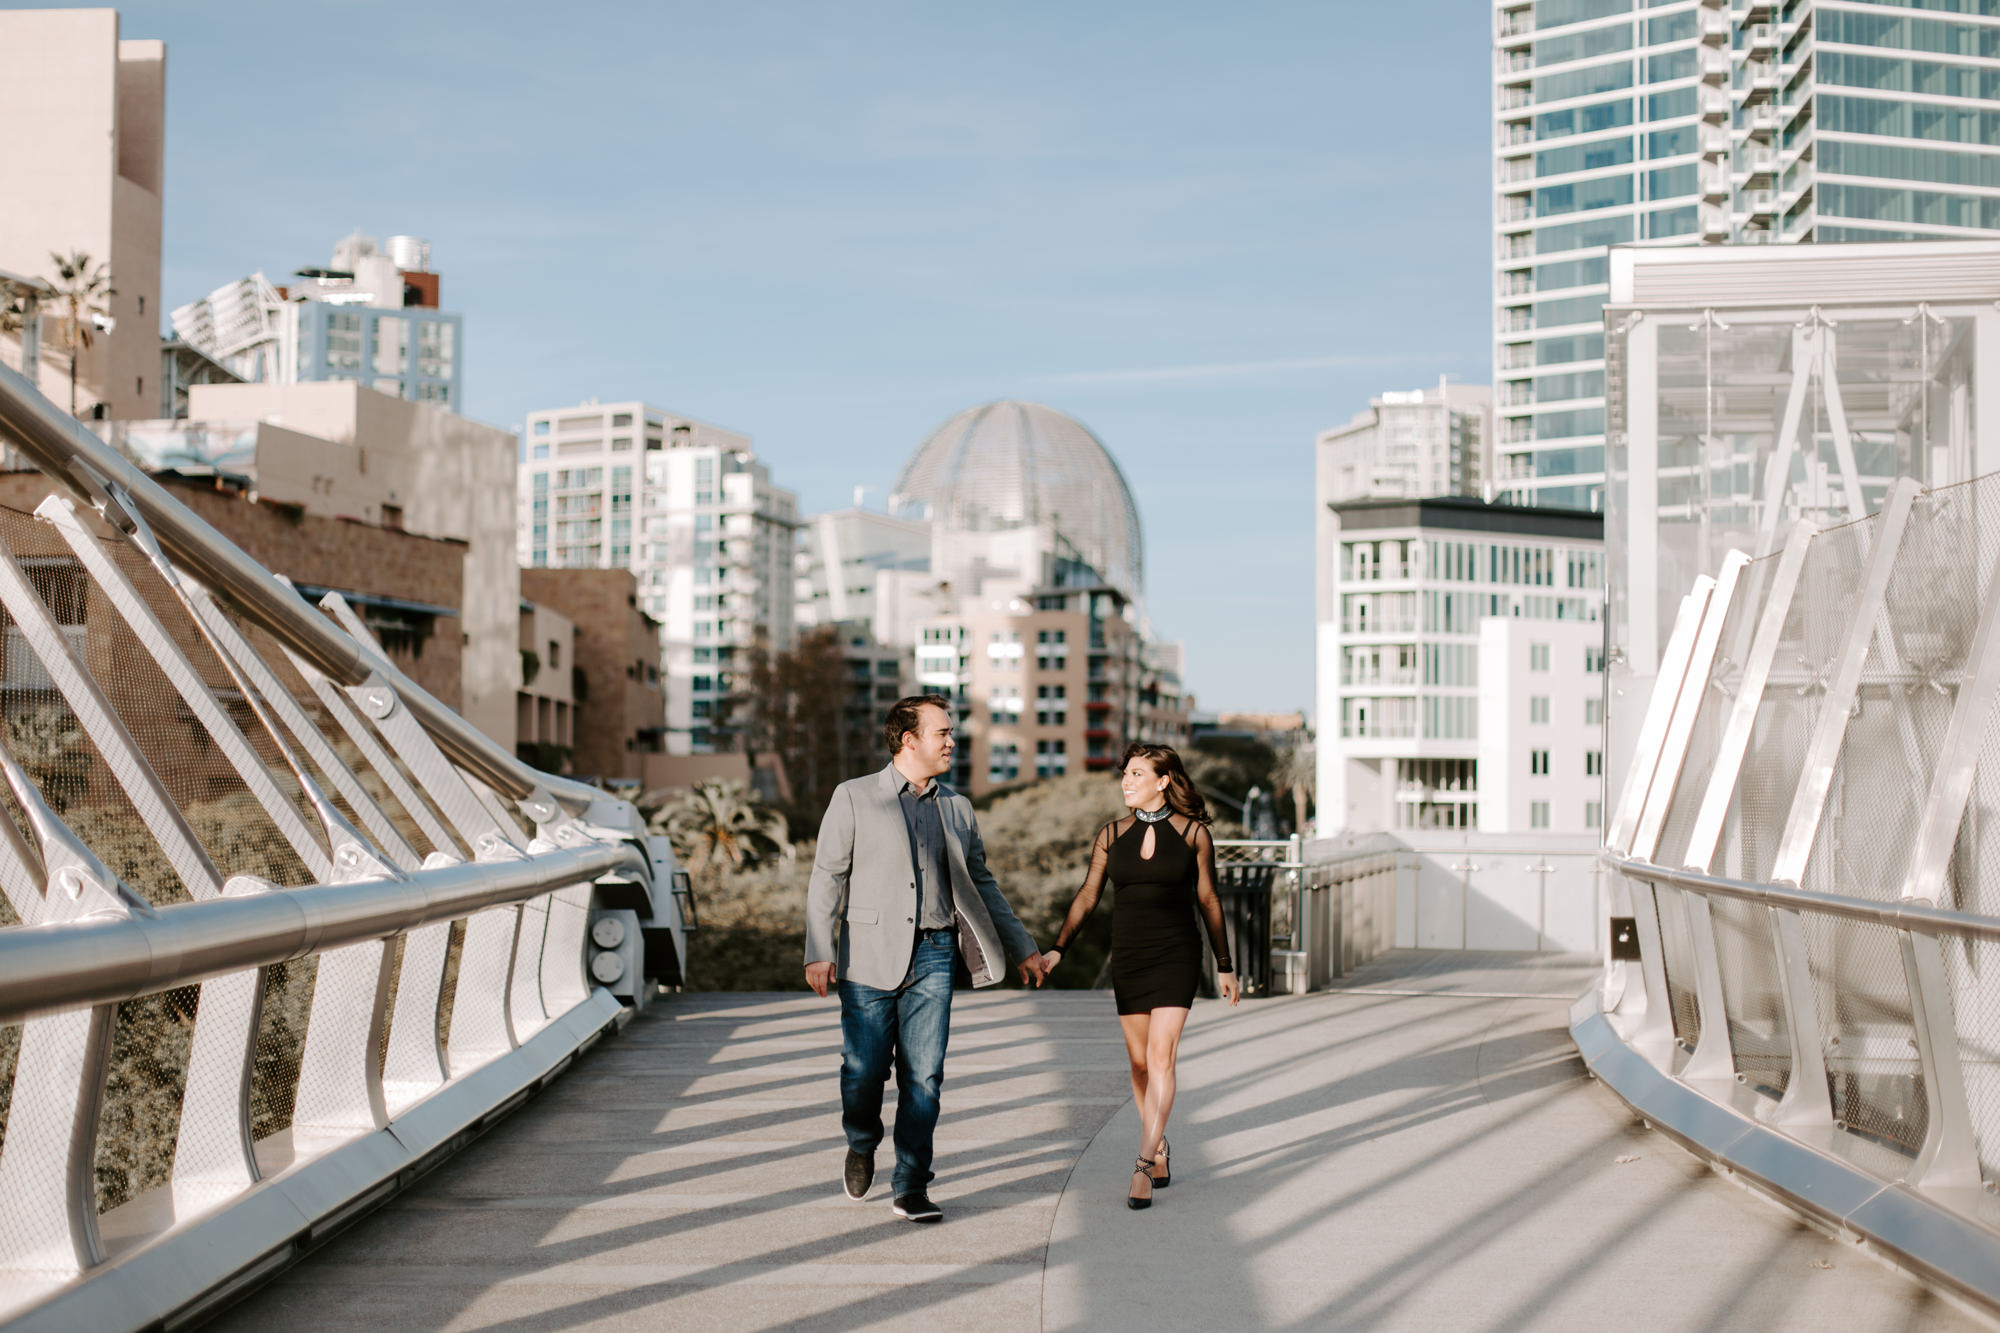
838, 928, 956, 1197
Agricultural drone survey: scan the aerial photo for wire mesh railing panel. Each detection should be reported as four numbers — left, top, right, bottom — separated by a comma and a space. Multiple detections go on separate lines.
1807, 915, 1926, 1155
1657, 549, 1782, 871
1944, 489, 2000, 918
1652, 884, 1704, 1051
1806, 486, 1994, 902
248, 955, 318, 1143
1710, 896, 1790, 1096
1937, 933, 2000, 1186
71, 520, 321, 888
0, 1022, 18, 1162
92, 985, 199, 1213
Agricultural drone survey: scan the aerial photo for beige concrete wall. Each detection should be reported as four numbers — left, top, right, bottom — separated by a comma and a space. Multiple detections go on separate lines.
190, 381, 522, 746
250, 422, 385, 520
0, 12, 162, 420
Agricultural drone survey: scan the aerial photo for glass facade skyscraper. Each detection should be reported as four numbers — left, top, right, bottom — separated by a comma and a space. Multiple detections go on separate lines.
1494, 0, 2000, 511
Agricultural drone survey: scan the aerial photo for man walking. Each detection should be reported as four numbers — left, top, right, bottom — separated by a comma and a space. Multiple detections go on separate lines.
805, 695, 1044, 1223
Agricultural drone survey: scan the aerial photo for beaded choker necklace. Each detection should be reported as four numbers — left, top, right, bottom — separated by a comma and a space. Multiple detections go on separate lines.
1133, 805, 1173, 824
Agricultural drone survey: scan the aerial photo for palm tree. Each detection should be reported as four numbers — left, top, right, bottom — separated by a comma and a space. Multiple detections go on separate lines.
1273, 738, 1316, 838
648, 779, 790, 873
45, 251, 113, 418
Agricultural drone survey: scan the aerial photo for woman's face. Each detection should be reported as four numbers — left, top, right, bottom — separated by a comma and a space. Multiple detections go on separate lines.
1120, 756, 1168, 809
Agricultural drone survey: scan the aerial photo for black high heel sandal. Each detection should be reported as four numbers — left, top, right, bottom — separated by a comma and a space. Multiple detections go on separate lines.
1128, 1156, 1155, 1210
1151, 1138, 1170, 1188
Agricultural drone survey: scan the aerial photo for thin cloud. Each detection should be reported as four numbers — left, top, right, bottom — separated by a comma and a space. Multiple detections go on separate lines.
1041, 352, 1442, 386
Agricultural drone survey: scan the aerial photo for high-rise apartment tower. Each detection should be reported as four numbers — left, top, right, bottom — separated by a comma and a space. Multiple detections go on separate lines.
1493, 0, 2000, 511
517, 401, 797, 756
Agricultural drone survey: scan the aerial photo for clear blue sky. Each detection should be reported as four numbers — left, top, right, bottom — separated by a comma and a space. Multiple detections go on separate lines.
61, 0, 1494, 715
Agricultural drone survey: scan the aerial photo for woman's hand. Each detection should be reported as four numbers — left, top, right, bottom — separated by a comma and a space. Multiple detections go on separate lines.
1218, 971, 1241, 1007
1041, 948, 1062, 980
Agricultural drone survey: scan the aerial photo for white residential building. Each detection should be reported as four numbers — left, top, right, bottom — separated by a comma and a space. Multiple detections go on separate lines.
1317, 381, 1492, 505
1316, 495, 1604, 835
1477, 616, 1606, 833
517, 401, 797, 756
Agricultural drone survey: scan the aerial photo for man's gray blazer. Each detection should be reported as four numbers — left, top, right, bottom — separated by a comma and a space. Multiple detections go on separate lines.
805, 763, 1038, 990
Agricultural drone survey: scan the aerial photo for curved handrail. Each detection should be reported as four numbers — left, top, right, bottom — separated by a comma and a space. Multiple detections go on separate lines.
0, 840, 646, 1026
1602, 850, 2000, 945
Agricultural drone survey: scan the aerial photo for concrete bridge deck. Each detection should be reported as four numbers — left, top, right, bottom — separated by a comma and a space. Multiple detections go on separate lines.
215, 953, 1976, 1331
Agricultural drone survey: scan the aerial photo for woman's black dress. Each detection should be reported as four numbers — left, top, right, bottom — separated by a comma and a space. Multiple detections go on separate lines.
1051, 815, 1233, 1014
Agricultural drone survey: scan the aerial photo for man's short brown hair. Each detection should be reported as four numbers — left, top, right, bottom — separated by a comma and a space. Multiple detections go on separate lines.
884, 694, 954, 757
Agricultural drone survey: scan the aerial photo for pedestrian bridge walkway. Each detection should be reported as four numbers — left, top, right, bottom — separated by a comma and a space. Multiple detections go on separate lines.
213, 953, 1967, 1332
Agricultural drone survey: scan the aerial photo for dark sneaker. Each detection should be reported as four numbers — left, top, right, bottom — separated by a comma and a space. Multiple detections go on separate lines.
843, 1150, 874, 1201
891, 1192, 943, 1223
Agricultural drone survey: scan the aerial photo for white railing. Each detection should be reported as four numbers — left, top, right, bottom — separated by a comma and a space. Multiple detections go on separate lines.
0, 360, 686, 1331
1581, 474, 2000, 1314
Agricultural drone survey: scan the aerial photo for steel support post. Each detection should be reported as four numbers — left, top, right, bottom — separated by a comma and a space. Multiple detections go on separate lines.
0, 750, 156, 1279
1761, 478, 1920, 1125
1770, 477, 1919, 886
1903, 929, 1984, 1190
0, 533, 220, 899
39, 495, 333, 880
1684, 521, 1816, 870
1679, 892, 1737, 1085
1635, 553, 1749, 859
185, 588, 423, 870
1609, 582, 1715, 857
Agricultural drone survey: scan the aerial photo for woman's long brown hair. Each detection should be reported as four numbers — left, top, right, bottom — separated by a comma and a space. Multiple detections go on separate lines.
1119, 742, 1210, 826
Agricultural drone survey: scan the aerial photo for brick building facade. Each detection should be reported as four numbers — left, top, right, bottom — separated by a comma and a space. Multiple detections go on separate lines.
519, 567, 664, 785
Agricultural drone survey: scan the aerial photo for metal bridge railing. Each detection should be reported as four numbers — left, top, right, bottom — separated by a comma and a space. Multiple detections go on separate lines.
1582, 473, 2000, 1314
0, 361, 682, 1331
1212, 837, 1396, 996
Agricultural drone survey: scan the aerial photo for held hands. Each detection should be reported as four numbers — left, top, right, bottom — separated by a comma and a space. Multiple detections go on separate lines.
1018, 952, 1048, 988
804, 961, 834, 998
1218, 971, 1241, 1006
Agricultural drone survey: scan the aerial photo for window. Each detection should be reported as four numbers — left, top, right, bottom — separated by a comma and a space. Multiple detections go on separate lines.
1036, 739, 1067, 778
1530, 696, 1550, 725
1584, 698, 1603, 725
1531, 801, 1551, 830
1584, 646, 1605, 673
1036, 683, 1068, 726
1530, 643, 1551, 672
988, 741, 1020, 785
1036, 628, 1068, 670
1530, 749, 1550, 776
1585, 801, 1603, 829
1585, 750, 1603, 776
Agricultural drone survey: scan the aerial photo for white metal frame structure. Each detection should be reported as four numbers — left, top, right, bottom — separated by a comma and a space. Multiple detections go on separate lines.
0, 360, 685, 1330
1580, 468, 2000, 1313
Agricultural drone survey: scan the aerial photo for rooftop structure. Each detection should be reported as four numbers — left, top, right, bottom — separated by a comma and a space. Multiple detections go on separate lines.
890, 400, 1144, 602
170, 234, 463, 413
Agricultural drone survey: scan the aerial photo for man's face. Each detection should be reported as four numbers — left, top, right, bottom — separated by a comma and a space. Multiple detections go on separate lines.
900, 703, 956, 780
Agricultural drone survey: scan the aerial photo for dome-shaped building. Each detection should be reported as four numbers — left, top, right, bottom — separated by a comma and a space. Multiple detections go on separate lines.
889, 401, 1143, 598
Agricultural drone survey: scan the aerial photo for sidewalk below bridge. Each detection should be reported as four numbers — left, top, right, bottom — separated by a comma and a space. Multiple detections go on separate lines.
214, 951, 1979, 1331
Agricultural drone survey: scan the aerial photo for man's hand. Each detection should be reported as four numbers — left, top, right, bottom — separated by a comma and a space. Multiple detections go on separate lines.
1018, 952, 1046, 988
1218, 971, 1241, 1006
805, 961, 834, 998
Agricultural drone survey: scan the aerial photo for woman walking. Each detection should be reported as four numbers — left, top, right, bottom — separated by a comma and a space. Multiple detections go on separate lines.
1041, 742, 1240, 1210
